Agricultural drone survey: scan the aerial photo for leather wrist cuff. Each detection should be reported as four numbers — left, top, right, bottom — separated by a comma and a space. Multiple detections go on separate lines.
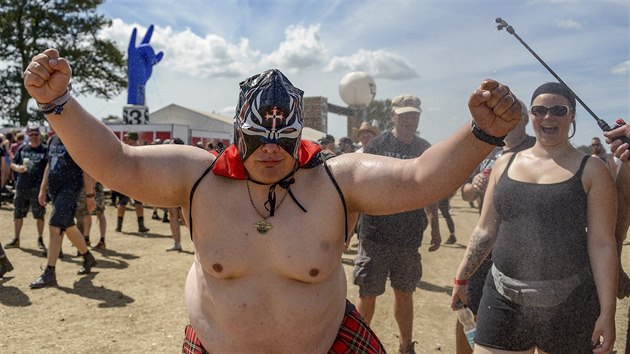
471, 121, 506, 147
37, 84, 72, 115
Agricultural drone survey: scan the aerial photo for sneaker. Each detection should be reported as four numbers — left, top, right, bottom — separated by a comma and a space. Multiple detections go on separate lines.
138, 226, 150, 233
399, 341, 417, 354
30, 268, 57, 288
37, 238, 46, 250
78, 252, 97, 275
93, 239, 106, 250
166, 244, 182, 252
445, 235, 457, 245
5, 238, 20, 248
0, 256, 14, 278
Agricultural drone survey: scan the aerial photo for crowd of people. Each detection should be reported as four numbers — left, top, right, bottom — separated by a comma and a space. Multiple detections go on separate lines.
0, 127, 199, 287
0, 47, 627, 353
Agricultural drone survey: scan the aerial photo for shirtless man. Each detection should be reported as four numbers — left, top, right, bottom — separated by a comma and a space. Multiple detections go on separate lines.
24, 48, 521, 353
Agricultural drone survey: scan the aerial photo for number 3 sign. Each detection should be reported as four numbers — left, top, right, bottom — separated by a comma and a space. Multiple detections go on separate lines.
123, 105, 149, 125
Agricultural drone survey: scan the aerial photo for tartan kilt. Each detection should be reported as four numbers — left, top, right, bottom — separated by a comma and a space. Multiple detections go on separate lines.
328, 301, 386, 354
182, 301, 386, 354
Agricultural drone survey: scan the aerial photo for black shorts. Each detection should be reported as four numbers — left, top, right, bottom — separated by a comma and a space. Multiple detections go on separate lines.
49, 184, 81, 229
466, 257, 492, 315
13, 187, 46, 220
475, 271, 599, 353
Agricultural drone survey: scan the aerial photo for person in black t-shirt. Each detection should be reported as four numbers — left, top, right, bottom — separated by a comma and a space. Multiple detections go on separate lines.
353, 94, 441, 354
7, 127, 48, 250
30, 132, 98, 288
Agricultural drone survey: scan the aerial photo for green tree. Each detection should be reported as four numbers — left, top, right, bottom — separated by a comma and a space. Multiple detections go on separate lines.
576, 145, 591, 155
0, 0, 126, 126
366, 99, 392, 131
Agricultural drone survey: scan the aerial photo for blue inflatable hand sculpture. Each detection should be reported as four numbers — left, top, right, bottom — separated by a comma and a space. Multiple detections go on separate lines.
127, 25, 164, 105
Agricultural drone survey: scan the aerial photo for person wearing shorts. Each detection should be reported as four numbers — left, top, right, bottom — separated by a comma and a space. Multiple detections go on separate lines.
30, 133, 98, 288
352, 94, 441, 354
114, 192, 149, 233
76, 181, 107, 249
114, 131, 149, 234
7, 127, 48, 250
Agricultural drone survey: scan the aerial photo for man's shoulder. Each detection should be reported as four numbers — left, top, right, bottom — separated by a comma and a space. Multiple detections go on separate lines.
415, 136, 431, 147
369, 131, 392, 144
363, 131, 391, 151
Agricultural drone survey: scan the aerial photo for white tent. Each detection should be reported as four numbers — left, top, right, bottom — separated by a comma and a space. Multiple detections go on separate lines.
148, 103, 326, 143
150, 104, 233, 141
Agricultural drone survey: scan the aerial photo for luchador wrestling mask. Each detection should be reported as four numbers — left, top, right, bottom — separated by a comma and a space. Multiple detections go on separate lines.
234, 69, 304, 162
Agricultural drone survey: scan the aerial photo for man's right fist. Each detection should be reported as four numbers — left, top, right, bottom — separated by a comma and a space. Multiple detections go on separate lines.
23, 48, 72, 104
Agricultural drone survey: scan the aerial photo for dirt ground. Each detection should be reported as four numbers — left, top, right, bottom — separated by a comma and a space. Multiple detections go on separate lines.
1, 194, 629, 353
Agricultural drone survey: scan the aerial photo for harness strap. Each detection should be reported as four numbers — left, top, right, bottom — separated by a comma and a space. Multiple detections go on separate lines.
188, 157, 219, 240
322, 158, 349, 243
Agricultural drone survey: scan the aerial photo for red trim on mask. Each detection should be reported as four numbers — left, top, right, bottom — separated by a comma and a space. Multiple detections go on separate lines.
212, 140, 322, 180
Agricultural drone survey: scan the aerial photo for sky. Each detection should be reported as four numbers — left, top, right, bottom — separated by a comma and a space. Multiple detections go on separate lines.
76, 0, 629, 147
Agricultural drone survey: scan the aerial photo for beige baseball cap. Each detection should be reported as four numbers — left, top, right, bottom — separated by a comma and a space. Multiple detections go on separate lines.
391, 94, 422, 114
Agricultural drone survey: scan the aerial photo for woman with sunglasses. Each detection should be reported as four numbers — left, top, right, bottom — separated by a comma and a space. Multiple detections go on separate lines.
451, 82, 617, 354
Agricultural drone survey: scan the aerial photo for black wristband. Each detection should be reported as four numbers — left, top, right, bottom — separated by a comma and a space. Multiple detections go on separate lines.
471, 121, 506, 147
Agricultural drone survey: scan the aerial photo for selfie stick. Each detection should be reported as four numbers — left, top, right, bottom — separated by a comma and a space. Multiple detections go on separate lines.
495, 17, 629, 142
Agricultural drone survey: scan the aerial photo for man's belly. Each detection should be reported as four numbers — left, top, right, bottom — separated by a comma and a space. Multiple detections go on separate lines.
184, 259, 347, 353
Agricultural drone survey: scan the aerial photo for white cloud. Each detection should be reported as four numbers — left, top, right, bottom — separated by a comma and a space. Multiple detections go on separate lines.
100, 19, 260, 78
259, 24, 327, 73
323, 49, 419, 80
557, 19, 583, 29
611, 61, 630, 75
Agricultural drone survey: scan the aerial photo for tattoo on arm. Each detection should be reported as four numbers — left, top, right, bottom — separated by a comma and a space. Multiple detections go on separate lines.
462, 229, 496, 279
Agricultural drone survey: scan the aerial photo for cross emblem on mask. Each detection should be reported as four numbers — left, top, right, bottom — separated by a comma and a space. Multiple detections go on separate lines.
264, 106, 285, 130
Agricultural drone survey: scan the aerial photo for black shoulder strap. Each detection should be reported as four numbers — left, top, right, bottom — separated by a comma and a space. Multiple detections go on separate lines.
576, 155, 590, 179
188, 156, 219, 240
322, 157, 349, 243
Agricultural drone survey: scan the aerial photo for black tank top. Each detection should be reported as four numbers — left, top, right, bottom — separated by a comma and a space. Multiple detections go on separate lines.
492, 154, 591, 281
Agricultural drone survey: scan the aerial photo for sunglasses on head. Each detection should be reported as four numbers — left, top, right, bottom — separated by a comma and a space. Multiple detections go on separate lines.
530, 105, 571, 117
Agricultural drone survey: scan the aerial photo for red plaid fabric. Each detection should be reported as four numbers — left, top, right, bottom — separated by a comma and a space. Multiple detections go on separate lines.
328, 301, 386, 354
182, 301, 386, 354
182, 324, 208, 354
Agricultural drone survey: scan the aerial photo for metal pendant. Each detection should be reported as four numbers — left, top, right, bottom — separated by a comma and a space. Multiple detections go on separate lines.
254, 218, 273, 234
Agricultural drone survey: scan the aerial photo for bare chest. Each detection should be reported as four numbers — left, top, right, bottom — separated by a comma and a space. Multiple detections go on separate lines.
189, 179, 350, 283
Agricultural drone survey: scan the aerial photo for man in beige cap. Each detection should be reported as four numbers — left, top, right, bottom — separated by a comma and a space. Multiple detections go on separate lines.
352, 94, 442, 354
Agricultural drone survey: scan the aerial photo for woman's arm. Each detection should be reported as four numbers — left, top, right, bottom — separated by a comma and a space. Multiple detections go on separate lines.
450, 155, 507, 308
615, 162, 630, 298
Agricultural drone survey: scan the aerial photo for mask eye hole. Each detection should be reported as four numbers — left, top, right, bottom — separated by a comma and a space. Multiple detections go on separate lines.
243, 126, 267, 133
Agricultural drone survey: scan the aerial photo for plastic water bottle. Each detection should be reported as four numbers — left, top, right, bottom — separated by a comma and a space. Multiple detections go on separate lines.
457, 306, 476, 349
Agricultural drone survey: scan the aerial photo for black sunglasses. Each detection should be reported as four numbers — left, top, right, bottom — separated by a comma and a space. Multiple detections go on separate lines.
530, 105, 571, 117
